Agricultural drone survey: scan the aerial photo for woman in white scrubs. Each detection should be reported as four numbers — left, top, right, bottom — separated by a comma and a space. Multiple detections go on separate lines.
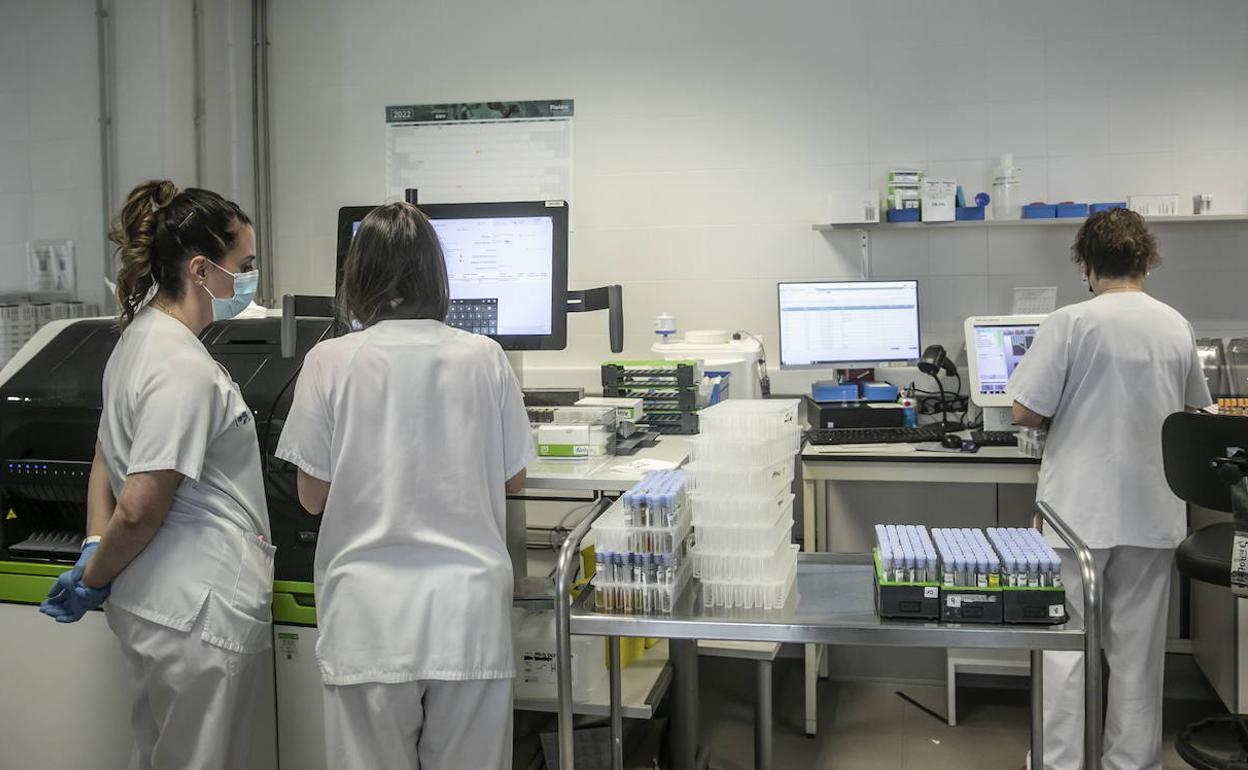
1007, 208, 1213, 770
39, 180, 274, 770
276, 202, 533, 770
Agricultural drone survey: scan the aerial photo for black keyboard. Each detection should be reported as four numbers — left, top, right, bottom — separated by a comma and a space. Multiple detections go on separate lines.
970, 430, 1018, 447
807, 425, 947, 445
446, 298, 498, 336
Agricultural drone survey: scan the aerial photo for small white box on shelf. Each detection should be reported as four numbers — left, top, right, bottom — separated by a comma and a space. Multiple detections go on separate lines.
921, 177, 957, 222
826, 191, 881, 224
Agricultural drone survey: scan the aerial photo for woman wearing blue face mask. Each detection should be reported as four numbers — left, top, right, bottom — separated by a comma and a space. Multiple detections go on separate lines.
39, 180, 274, 770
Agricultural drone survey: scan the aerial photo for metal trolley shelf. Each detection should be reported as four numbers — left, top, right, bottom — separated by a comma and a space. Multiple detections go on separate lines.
554, 500, 1104, 770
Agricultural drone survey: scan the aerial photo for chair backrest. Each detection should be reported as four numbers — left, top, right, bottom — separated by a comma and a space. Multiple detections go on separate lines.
1162, 413, 1248, 513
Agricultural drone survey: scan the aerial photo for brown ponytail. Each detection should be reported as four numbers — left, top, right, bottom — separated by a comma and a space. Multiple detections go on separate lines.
109, 180, 179, 326
108, 180, 252, 327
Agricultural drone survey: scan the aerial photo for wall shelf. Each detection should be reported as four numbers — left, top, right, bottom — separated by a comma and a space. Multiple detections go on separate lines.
812, 213, 1248, 232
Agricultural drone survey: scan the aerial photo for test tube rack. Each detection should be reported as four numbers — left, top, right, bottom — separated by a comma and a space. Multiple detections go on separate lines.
602, 361, 703, 435
931, 527, 1005, 623
987, 527, 1068, 625
874, 525, 1067, 625
591, 470, 693, 616
873, 524, 941, 621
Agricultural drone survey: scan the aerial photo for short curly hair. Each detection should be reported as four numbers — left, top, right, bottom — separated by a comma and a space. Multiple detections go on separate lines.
1070, 208, 1160, 279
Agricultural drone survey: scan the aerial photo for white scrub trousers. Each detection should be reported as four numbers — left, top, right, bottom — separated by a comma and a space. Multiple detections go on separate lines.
323, 679, 513, 770
1038, 547, 1172, 770
106, 604, 265, 770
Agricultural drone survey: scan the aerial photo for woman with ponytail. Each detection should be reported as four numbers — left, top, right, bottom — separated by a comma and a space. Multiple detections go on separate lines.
40, 180, 273, 769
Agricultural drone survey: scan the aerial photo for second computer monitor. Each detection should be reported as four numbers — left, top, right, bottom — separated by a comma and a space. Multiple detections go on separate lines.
963, 315, 1048, 407
777, 280, 921, 368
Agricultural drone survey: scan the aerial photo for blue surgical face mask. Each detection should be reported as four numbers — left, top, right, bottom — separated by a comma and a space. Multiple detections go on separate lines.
201, 260, 259, 321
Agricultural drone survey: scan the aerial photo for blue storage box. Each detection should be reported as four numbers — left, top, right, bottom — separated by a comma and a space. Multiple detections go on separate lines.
1056, 203, 1089, 218
1021, 204, 1057, 219
955, 206, 985, 221
860, 382, 899, 402
886, 208, 921, 223
812, 380, 859, 402
1090, 202, 1127, 213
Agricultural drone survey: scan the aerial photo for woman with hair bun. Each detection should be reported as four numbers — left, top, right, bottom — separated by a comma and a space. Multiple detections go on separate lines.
1007, 208, 1213, 770
39, 180, 273, 769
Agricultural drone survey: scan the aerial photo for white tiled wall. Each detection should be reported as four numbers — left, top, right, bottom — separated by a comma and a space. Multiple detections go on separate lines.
0, 0, 105, 305
3, 0, 257, 308
266, 0, 1248, 388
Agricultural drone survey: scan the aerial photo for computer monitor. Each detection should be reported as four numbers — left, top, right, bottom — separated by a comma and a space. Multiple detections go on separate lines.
336, 201, 568, 351
964, 314, 1047, 429
777, 280, 921, 369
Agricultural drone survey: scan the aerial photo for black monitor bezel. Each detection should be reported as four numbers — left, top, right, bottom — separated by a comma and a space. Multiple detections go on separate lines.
336, 201, 568, 351
776, 279, 922, 369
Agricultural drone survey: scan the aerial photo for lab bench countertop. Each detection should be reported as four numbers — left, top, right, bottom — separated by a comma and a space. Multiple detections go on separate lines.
524, 435, 692, 492
801, 433, 1041, 464
571, 553, 1084, 651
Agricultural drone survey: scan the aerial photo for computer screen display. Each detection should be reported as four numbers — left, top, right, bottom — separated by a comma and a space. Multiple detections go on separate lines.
777, 280, 921, 368
337, 201, 568, 350
971, 324, 1039, 395
428, 215, 553, 336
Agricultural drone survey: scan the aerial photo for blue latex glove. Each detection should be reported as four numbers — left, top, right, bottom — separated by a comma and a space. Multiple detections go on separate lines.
40, 579, 111, 621
44, 542, 96, 604
40, 581, 111, 624
40, 542, 109, 623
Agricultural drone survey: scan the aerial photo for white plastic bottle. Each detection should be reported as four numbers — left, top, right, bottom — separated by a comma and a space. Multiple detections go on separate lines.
992, 154, 1021, 220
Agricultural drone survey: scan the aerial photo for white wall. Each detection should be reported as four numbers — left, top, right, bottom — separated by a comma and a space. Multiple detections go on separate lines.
265, 0, 1248, 389
0, 0, 105, 305
110, 0, 255, 227
0, 0, 254, 309
111, 0, 198, 200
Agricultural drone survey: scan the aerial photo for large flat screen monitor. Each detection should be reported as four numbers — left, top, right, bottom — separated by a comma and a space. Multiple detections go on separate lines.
963, 314, 1048, 408
777, 280, 921, 368
336, 201, 568, 351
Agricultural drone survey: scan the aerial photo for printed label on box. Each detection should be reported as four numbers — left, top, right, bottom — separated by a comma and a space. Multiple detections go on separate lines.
522, 651, 577, 686
947, 595, 961, 608
1049, 604, 1065, 619
277, 632, 299, 661
924, 587, 938, 599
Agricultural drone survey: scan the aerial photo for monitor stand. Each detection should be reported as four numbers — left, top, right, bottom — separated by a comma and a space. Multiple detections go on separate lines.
982, 406, 1017, 432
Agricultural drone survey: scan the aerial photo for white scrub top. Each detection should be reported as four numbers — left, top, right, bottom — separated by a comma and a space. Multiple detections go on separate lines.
1006, 292, 1212, 549
98, 305, 274, 654
275, 320, 534, 685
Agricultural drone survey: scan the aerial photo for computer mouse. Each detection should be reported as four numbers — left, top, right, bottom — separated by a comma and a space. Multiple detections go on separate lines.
941, 434, 964, 449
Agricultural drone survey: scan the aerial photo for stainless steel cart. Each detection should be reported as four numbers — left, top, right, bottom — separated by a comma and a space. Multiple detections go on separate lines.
554, 500, 1104, 770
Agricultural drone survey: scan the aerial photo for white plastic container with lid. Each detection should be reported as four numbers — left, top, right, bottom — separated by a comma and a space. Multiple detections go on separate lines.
650, 329, 762, 399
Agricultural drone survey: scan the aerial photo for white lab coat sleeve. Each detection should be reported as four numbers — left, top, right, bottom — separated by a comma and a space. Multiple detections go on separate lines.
496, 348, 535, 480
1184, 325, 1214, 409
126, 360, 223, 481
275, 349, 334, 482
1006, 312, 1071, 419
